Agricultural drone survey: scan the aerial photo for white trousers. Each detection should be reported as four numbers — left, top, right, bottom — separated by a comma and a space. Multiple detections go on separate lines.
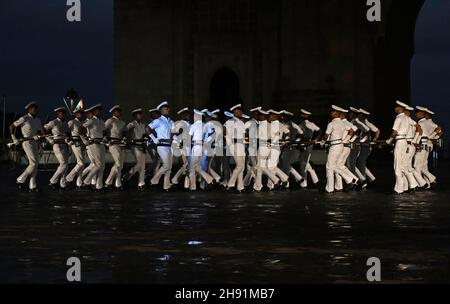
413, 147, 436, 185
326, 144, 354, 193
227, 144, 246, 191
83, 143, 105, 190
266, 148, 289, 189
17, 140, 39, 190
254, 147, 280, 191
106, 145, 125, 188
189, 145, 213, 190
151, 146, 173, 190
126, 146, 146, 187
50, 144, 69, 187
335, 147, 359, 191
66, 144, 85, 187
172, 149, 190, 187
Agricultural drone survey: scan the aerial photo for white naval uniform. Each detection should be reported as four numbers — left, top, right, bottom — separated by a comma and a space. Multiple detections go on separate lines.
225, 117, 246, 191
266, 120, 290, 190
44, 118, 69, 188
105, 116, 126, 188
171, 120, 191, 187
325, 118, 355, 193
243, 119, 259, 187
281, 121, 305, 184
253, 120, 281, 191
126, 120, 147, 187
66, 118, 86, 187
391, 113, 413, 194
149, 115, 174, 190
83, 116, 106, 190
202, 120, 223, 184
414, 118, 438, 185
402, 116, 421, 191
334, 119, 359, 191
13, 114, 42, 190
357, 118, 378, 183
189, 120, 213, 190
299, 120, 320, 188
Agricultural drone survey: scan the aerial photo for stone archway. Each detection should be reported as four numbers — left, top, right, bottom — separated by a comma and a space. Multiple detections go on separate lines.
209, 67, 241, 110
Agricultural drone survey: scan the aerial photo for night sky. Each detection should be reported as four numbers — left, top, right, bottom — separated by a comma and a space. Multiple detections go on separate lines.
0, 0, 448, 142
0, 0, 113, 116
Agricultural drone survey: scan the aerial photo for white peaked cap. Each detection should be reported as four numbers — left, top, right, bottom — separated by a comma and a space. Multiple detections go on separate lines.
149, 108, 158, 113
25, 102, 38, 110
349, 107, 360, 113
201, 109, 209, 113
426, 108, 435, 115
250, 106, 262, 112
359, 108, 370, 115
242, 114, 250, 119
53, 106, 66, 113
85, 104, 102, 112
268, 109, 282, 115
224, 111, 234, 118
157, 101, 169, 110
132, 108, 143, 114
193, 109, 204, 116
206, 111, 218, 119
230, 104, 242, 111
283, 110, 294, 116
258, 109, 269, 115
177, 107, 190, 115
405, 105, 414, 111
332, 105, 347, 113
211, 109, 220, 114
396, 100, 409, 108
109, 105, 121, 113
301, 109, 312, 115
416, 106, 428, 112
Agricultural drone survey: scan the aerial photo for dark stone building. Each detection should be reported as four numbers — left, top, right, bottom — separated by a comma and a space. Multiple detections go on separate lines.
115, 0, 424, 133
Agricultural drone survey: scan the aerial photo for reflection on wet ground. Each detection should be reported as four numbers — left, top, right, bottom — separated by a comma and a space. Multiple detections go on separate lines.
0, 162, 449, 283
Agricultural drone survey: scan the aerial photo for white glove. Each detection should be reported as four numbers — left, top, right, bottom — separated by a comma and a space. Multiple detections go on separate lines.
386, 138, 394, 145
33, 135, 40, 141
11, 135, 19, 145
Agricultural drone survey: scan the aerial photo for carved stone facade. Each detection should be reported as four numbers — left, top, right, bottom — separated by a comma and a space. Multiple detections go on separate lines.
115, 0, 424, 132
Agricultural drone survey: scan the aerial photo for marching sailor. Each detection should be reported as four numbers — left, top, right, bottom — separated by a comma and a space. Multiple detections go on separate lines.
171, 107, 191, 188
253, 109, 281, 192
104, 105, 126, 190
266, 109, 290, 190
347, 107, 370, 183
386, 101, 417, 194
414, 106, 442, 188
147, 101, 174, 191
9, 102, 44, 192
66, 108, 86, 189
357, 108, 380, 188
124, 108, 148, 190
221, 111, 234, 187
402, 105, 422, 192
298, 109, 321, 189
202, 109, 223, 186
82, 104, 106, 191
280, 110, 305, 187
243, 107, 261, 187
224, 104, 246, 193
44, 107, 70, 189
188, 110, 214, 191
334, 108, 359, 192
323, 105, 358, 193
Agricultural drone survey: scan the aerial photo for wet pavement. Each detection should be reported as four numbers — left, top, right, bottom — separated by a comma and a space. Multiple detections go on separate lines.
0, 161, 449, 284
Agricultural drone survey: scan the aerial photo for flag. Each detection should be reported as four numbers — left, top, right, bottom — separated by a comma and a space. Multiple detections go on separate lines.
75, 99, 84, 111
